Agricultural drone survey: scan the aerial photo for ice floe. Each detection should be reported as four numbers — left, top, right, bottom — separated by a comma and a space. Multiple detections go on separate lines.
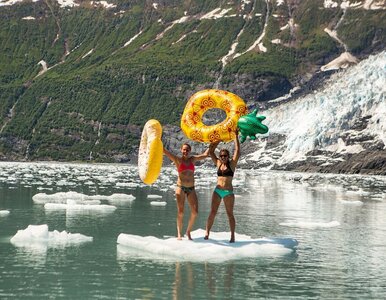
147, 194, 163, 199
280, 220, 340, 228
117, 229, 298, 263
150, 201, 167, 206
44, 199, 117, 212
0, 210, 10, 216
10, 224, 93, 248
33, 191, 135, 204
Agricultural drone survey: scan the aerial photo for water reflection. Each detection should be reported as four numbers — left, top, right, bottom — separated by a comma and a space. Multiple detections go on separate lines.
13, 243, 48, 266
204, 262, 235, 298
173, 262, 195, 300
1, 162, 386, 299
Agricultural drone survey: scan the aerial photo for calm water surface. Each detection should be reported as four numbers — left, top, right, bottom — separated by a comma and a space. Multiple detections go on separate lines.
0, 162, 386, 299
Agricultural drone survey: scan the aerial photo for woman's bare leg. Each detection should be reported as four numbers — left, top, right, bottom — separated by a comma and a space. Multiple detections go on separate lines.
175, 188, 185, 240
223, 195, 235, 242
205, 192, 221, 239
185, 191, 198, 240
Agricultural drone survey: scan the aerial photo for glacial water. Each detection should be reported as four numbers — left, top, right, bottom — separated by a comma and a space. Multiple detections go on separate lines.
1, 162, 386, 299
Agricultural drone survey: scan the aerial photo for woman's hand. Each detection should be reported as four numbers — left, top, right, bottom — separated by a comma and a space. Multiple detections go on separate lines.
209, 141, 220, 149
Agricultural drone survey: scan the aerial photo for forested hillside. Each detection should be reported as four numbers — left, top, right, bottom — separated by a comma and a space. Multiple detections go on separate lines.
0, 0, 385, 162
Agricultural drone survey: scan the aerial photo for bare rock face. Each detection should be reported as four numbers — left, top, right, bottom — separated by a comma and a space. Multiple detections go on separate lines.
285, 150, 386, 175
222, 74, 293, 106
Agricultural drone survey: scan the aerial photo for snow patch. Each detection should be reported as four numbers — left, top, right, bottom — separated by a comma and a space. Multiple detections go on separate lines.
201, 8, 232, 20
321, 52, 358, 71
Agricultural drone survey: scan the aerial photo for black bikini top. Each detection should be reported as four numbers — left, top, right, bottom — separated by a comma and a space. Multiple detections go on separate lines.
217, 161, 234, 177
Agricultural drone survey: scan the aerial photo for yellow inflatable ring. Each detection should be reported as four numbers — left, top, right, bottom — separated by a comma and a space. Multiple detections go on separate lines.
138, 119, 163, 185
180, 89, 247, 143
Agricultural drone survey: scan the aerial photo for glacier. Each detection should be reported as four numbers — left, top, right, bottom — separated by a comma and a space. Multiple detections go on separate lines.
244, 51, 385, 173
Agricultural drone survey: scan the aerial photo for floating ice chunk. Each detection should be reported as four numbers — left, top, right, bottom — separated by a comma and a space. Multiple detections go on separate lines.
346, 189, 370, 196
0, 210, 10, 216
116, 182, 138, 187
12, 224, 49, 241
10, 224, 93, 248
150, 201, 167, 206
280, 220, 340, 228
117, 229, 297, 263
33, 191, 135, 204
370, 193, 385, 201
148, 194, 162, 199
36, 186, 52, 191
106, 193, 136, 203
339, 200, 363, 205
33, 191, 92, 204
44, 200, 116, 212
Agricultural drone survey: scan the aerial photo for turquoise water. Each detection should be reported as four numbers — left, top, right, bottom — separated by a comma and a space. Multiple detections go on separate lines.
1, 162, 386, 299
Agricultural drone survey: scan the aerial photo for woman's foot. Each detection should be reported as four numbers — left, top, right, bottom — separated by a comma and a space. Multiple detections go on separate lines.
229, 235, 235, 243
186, 232, 193, 240
229, 238, 235, 243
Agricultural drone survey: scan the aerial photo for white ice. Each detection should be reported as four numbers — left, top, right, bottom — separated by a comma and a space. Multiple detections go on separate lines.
264, 51, 386, 164
44, 199, 117, 211
117, 229, 298, 263
147, 194, 162, 199
10, 224, 93, 248
338, 200, 363, 205
150, 201, 167, 206
280, 220, 340, 228
33, 191, 135, 204
0, 210, 10, 216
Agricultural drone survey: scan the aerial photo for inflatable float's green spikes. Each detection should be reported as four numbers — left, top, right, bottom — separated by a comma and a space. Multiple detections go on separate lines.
237, 108, 269, 143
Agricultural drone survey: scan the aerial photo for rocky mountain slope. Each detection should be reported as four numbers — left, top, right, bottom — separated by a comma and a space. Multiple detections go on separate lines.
0, 0, 385, 174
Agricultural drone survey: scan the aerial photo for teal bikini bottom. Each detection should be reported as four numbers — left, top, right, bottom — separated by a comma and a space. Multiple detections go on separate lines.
214, 187, 234, 199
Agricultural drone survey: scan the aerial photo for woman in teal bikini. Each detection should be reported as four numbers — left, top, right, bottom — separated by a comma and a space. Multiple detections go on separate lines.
164, 143, 209, 240
205, 133, 240, 243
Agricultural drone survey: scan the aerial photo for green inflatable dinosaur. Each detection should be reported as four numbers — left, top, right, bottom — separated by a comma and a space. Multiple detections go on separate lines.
237, 108, 269, 143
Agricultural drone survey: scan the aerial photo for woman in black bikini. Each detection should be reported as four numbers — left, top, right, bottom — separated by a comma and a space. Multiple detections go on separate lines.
163, 143, 209, 240
205, 132, 240, 243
